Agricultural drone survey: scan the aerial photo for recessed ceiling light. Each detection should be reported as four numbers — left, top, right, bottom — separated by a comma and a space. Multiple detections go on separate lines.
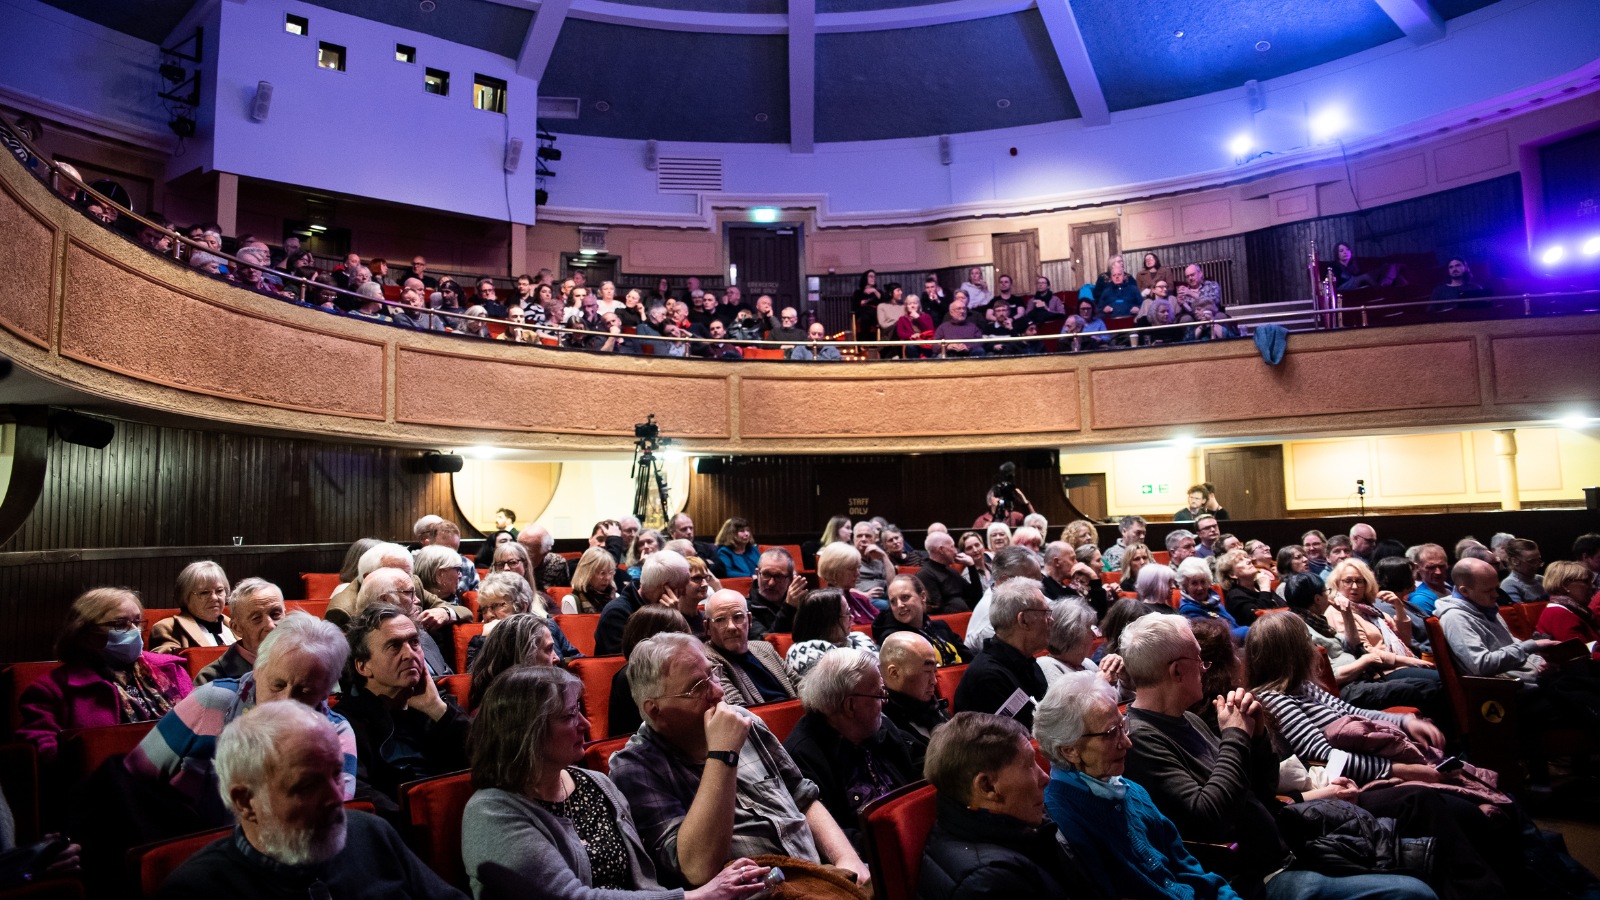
755, 112, 769, 122
996, 98, 1011, 109
1174, 30, 1184, 37
418, 0, 436, 11
594, 100, 611, 112
1255, 40, 1271, 51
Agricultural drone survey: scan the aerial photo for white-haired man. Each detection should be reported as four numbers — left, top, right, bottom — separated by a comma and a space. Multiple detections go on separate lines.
156, 702, 463, 899
914, 532, 982, 614
325, 542, 463, 631
610, 633, 870, 888
962, 546, 1045, 652
852, 521, 893, 599
596, 549, 692, 656
954, 577, 1051, 727
517, 524, 571, 592
352, 567, 454, 675
784, 648, 920, 838
194, 578, 286, 685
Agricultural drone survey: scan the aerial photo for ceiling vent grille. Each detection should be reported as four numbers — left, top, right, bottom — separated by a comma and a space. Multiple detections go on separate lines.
537, 96, 580, 119
657, 156, 723, 194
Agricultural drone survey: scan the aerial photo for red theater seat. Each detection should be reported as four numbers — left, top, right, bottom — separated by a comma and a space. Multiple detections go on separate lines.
399, 771, 474, 887
553, 612, 600, 657
300, 572, 342, 601
568, 656, 627, 739
130, 826, 231, 897
930, 612, 970, 641
582, 735, 631, 775
858, 781, 936, 900
935, 664, 966, 709
180, 646, 228, 680
453, 624, 484, 674
752, 699, 804, 742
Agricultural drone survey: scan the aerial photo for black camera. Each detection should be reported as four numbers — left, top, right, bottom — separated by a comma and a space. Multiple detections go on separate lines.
634, 415, 660, 442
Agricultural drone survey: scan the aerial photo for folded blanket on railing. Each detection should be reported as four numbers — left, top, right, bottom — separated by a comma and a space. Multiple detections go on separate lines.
1254, 324, 1287, 365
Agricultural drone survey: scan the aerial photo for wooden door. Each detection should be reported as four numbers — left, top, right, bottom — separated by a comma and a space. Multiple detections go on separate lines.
1070, 222, 1119, 289
815, 458, 904, 525
1063, 473, 1108, 521
1204, 446, 1286, 520
728, 225, 802, 311
993, 231, 1040, 292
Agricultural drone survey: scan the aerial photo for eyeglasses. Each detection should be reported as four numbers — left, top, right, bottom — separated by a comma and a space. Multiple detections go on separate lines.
657, 676, 716, 701
1083, 716, 1130, 741
96, 617, 144, 632
850, 692, 890, 703
710, 612, 748, 627
382, 587, 419, 599
1173, 655, 1212, 671
1336, 577, 1365, 587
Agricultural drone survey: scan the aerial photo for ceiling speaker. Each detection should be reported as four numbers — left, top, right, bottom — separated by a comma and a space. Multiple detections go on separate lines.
1244, 79, 1265, 113
50, 410, 115, 449
422, 452, 464, 474
695, 457, 724, 475
251, 81, 273, 121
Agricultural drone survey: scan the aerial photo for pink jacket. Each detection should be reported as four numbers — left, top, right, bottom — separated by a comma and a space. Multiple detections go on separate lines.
16, 652, 191, 764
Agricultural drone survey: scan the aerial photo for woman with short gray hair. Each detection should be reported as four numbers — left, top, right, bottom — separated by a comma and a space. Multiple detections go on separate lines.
1037, 671, 1234, 899
414, 544, 466, 607
1039, 599, 1125, 693
1133, 562, 1175, 610
151, 560, 235, 655
463, 665, 773, 900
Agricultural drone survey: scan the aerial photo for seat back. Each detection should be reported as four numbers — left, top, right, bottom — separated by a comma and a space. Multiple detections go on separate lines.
285, 599, 330, 618
1152, 551, 1171, 565
438, 674, 473, 711
751, 698, 805, 741
851, 623, 873, 638
58, 721, 157, 787
142, 609, 182, 644
935, 664, 966, 708
763, 632, 795, 658
930, 612, 971, 641
581, 735, 631, 775
130, 826, 231, 897
6, 661, 63, 736
721, 576, 753, 595
452, 623, 485, 674
180, 646, 229, 680
547, 585, 574, 608
1311, 647, 1340, 695
858, 781, 937, 900
299, 572, 342, 601
399, 771, 474, 887
1425, 616, 1474, 733
568, 656, 627, 739
895, 566, 921, 575
553, 613, 601, 657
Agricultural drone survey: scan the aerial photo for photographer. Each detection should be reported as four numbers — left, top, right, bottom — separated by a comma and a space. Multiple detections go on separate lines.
973, 463, 1033, 530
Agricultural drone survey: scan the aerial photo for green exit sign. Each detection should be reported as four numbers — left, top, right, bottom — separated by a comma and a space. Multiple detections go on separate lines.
1140, 484, 1153, 495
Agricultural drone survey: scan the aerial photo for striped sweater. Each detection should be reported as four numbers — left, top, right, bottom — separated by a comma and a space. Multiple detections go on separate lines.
125, 673, 358, 802
1255, 683, 1407, 784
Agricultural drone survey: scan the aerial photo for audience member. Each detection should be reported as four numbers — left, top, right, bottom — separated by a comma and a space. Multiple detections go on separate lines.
955, 578, 1051, 726
598, 549, 690, 656
19, 587, 192, 763
786, 589, 879, 686
1165, 529, 1197, 569
932, 295, 984, 356
1040, 598, 1123, 690
714, 517, 761, 577
609, 633, 871, 887
1176, 557, 1247, 641
746, 547, 805, 636
566, 546, 619, 615
466, 612, 558, 710
1036, 671, 1235, 900
879, 632, 949, 757
1094, 255, 1142, 318
790, 321, 842, 360
155, 701, 462, 899
1537, 560, 1600, 658
339, 604, 471, 803
1102, 515, 1147, 571
1500, 538, 1547, 603
518, 524, 572, 593
609, 606, 694, 738
784, 648, 920, 840
150, 561, 235, 654
816, 542, 881, 623
872, 573, 969, 666
703, 589, 796, 707
1217, 549, 1283, 622
194, 577, 286, 685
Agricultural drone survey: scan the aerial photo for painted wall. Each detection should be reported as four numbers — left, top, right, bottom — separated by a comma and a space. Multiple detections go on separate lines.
529, 459, 690, 540
1061, 426, 1600, 519
206, 0, 541, 224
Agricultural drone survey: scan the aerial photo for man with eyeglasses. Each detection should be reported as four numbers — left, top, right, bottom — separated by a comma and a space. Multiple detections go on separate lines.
954, 578, 1052, 728
1119, 615, 1441, 900
784, 648, 920, 843
610, 633, 871, 889
770, 307, 808, 356
703, 590, 796, 707
746, 548, 806, 637
352, 567, 453, 676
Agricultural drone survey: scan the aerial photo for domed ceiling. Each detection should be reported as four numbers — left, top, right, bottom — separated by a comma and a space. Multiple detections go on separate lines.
44, 0, 1502, 147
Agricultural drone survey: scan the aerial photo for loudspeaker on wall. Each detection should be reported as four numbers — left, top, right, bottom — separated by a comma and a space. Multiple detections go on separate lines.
939, 135, 952, 166
251, 81, 273, 121
504, 137, 523, 174
645, 139, 658, 171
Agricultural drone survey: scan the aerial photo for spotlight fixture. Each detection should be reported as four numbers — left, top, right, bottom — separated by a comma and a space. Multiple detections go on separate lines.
1228, 133, 1253, 158
168, 114, 197, 138
160, 63, 187, 84
1540, 245, 1566, 266
536, 146, 561, 162
1310, 107, 1348, 143
1558, 414, 1592, 430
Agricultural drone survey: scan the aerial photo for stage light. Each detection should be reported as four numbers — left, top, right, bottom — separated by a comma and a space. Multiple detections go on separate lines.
1228, 134, 1252, 157
1310, 107, 1347, 142
1582, 235, 1600, 257
1540, 245, 1566, 266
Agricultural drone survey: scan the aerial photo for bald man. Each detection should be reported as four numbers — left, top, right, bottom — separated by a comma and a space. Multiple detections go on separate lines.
703, 589, 796, 707
879, 632, 946, 760
1350, 523, 1378, 563
1437, 557, 1600, 747
517, 524, 571, 592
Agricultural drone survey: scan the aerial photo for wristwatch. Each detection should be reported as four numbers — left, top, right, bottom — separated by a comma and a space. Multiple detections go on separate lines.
706, 750, 739, 769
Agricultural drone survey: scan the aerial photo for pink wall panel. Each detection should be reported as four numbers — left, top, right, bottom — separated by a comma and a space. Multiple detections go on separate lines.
739, 370, 1080, 438
1490, 332, 1600, 404
0, 181, 56, 347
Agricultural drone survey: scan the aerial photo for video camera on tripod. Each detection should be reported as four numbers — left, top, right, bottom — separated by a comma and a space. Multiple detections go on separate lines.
992, 461, 1020, 516
631, 415, 673, 525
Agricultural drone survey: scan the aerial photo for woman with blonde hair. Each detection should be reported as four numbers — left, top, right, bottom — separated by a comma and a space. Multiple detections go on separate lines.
566, 547, 617, 615
1060, 520, 1097, 551
817, 542, 881, 624
1216, 548, 1282, 623
1325, 557, 1443, 716
150, 561, 235, 654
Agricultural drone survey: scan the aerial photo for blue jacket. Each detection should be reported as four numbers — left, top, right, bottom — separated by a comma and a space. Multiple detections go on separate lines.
1044, 767, 1238, 900
716, 544, 762, 578
1179, 591, 1248, 640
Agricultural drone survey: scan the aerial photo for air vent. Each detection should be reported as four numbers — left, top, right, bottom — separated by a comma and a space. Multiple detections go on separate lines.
538, 96, 580, 119
657, 156, 723, 194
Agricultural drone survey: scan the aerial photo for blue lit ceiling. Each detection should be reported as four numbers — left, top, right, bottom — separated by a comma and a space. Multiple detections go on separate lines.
42, 0, 1504, 144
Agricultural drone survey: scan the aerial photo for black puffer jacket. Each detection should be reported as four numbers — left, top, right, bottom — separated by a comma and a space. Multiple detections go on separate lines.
1278, 798, 1435, 878
919, 796, 1105, 899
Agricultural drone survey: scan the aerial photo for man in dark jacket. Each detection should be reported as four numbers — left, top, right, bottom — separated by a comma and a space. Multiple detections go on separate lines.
914, 532, 981, 614
783, 647, 918, 848
953, 578, 1050, 727
341, 606, 471, 809
919, 711, 1104, 899
879, 632, 948, 760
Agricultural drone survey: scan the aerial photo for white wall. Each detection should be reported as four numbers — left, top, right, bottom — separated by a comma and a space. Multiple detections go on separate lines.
543, 0, 1600, 225
207, 0, 541, 224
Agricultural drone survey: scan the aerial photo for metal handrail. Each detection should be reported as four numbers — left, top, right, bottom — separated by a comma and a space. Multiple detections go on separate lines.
5, 119, 1597, 358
